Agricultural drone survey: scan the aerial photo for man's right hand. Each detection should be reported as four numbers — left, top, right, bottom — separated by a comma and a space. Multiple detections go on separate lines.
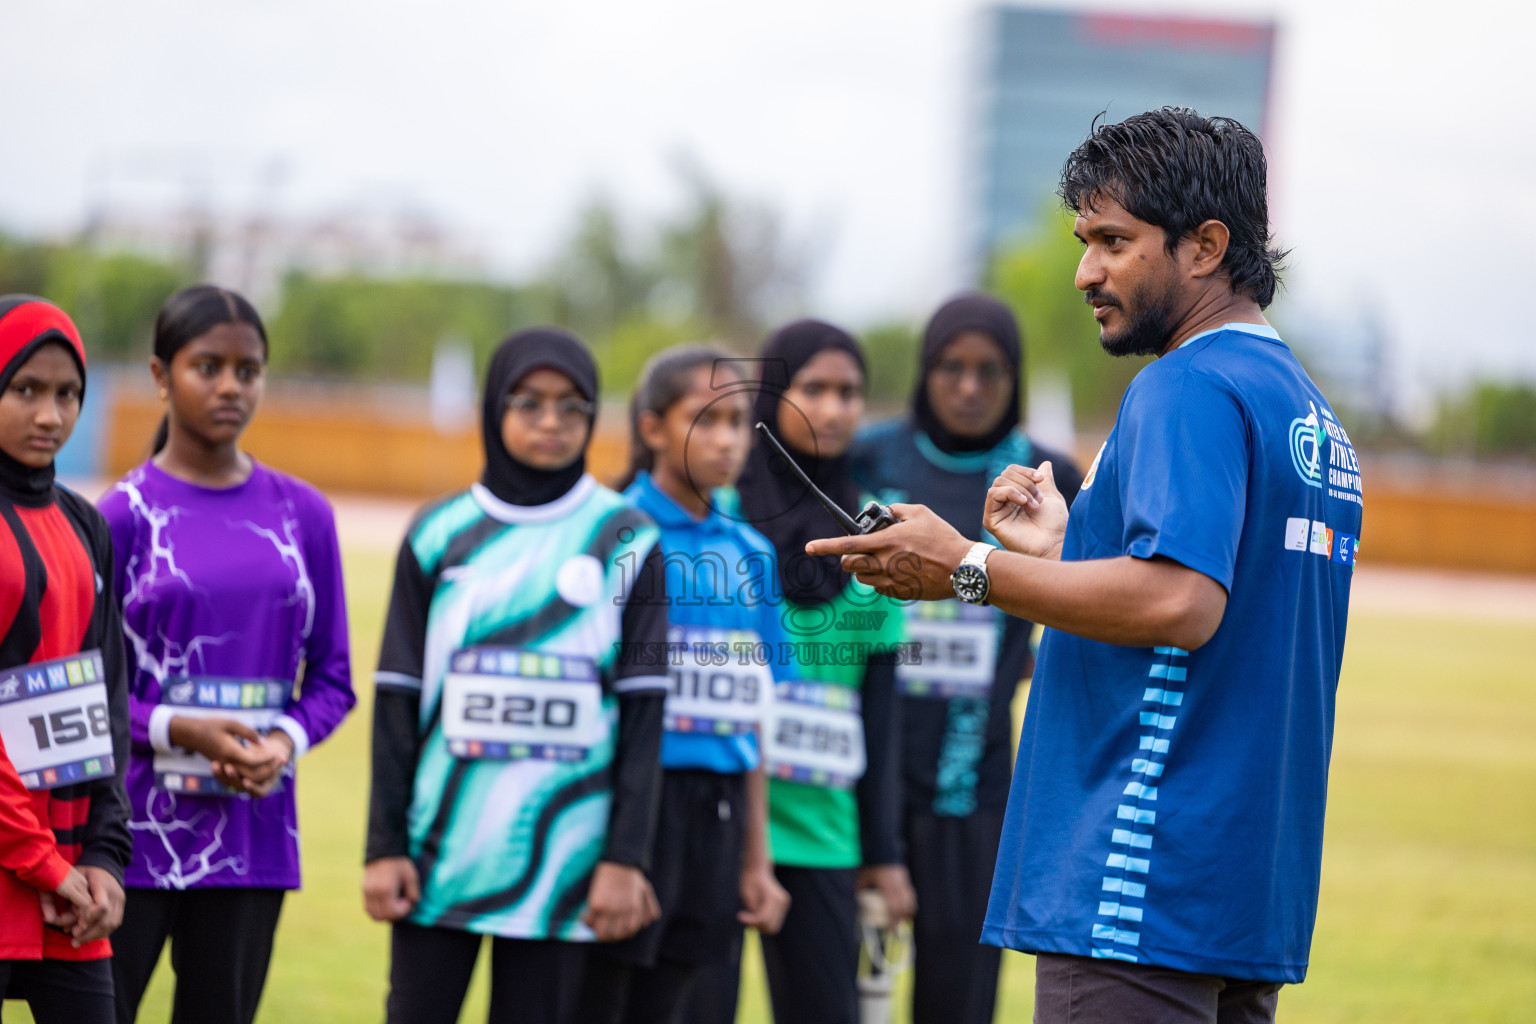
985, 461, 1070, 560
363, 857, 421, 922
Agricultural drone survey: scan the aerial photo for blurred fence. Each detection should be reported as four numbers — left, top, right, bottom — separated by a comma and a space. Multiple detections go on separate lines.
87, 374, 1536, 576
100, 371, 629, 498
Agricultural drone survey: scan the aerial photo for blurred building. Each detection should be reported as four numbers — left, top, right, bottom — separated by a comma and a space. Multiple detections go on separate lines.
86, 206, 488, 310
969, 6, 1276, 272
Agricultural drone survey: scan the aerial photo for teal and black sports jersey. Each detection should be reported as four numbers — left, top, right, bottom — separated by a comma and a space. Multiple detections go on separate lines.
368, 476, 669, 941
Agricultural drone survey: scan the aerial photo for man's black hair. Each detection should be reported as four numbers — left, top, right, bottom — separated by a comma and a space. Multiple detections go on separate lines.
1059, 107, 1287, 308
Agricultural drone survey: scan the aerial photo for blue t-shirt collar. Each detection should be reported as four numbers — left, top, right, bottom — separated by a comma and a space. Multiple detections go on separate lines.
1176, 321, 1281, 350
626, 470, 729, 532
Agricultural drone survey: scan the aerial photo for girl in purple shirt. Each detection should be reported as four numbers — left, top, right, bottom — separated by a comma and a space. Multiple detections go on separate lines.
98, 285, 355, 1024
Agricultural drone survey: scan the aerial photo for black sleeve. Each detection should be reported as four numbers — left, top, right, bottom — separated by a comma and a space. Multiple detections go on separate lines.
856, 648, 904, 866
603, 544, 669, 869
366, 535, 432, 863
602, 692, 664, 869
77, 513, 132, 883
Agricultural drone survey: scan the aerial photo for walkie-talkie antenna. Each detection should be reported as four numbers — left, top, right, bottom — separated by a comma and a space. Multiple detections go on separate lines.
754, 422, 861, 535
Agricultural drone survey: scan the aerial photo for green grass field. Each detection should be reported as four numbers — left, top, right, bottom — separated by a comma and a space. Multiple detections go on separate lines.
12, 547, 1536, 1022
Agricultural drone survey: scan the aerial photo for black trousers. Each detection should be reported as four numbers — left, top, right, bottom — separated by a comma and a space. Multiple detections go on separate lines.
387, 921, 623, 1024
1, 957, 115, 1024
906, 809, 1006, 1024
576, 954, 701, 1024
1034, 954, 1282, 1024
585, 770, 747, 1024
760, 866, 859, 1024
681, 865, 860, 1024
111, 887, 285, 1024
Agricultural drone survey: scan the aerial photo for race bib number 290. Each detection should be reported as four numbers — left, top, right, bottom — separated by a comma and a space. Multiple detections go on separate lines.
441, 647, 605, 762
0, 650, 114, 791
764, 681, 865, 789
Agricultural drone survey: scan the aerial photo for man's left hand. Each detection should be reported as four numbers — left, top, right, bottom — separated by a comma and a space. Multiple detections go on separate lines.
71, 866, 125, 946
804, 504, 971, 601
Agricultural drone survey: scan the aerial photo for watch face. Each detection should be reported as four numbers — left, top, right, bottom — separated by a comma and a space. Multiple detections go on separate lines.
952, 564, 988, 603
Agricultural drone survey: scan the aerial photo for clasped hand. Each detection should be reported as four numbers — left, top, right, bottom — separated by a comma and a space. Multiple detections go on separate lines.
167, 716, 294, 797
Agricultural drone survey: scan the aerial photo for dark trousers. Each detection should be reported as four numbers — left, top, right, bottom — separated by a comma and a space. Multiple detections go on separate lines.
387, 921, 619, 1024
586, 771, 746, 1024
679, 865, 860, 1024
906, 809, 1006, 1024
577, 954, 701, 1024
111, 887, 285, 1024
1, 957, 115, 1024
1035, 954, 1282, 1024
762, 866, 860, 1024
677, 952, 741, 1024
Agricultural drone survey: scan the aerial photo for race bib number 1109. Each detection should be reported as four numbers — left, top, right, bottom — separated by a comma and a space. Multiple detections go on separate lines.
665, 626, 769, 736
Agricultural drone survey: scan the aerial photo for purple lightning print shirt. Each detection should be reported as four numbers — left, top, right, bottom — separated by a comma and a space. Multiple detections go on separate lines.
99, 460, 355, 890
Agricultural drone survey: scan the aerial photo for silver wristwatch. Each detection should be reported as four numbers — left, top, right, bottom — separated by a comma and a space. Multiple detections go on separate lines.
950, 541, 994, 605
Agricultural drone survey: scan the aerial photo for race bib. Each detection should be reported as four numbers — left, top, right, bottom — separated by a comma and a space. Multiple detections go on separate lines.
153, 677, 294, 796
897, 599, 998, 698
0, 651, 115, 791
764, 681, 865, 789
665, 626, 770, 736
441, 646, 605, 762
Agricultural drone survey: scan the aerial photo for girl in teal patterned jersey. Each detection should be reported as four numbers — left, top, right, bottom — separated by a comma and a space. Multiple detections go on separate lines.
363, 328, 672, 1024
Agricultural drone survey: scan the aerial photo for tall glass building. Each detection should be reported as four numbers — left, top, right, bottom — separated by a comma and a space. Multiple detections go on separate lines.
970, 7, 1276, 269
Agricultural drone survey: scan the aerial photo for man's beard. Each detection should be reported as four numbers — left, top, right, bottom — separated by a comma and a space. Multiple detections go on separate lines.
1091, 281, 1176, 358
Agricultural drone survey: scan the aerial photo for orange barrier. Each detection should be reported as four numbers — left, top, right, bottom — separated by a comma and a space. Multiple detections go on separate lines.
1349, 487, 1536, 575
104, 393, 1536, 575
104, 393, 631, 498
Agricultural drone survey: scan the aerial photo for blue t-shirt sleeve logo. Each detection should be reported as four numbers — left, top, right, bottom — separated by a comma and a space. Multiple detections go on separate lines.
1288, 402, 1325, 488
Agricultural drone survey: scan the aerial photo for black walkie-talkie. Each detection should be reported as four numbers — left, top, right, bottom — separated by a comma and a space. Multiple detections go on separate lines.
754, 422, 899, 535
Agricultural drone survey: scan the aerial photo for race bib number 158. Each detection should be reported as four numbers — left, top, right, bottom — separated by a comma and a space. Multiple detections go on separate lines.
0, 650, 114, 791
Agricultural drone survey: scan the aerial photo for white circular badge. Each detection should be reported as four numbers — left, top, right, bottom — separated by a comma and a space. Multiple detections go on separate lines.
556, 554, 606, 607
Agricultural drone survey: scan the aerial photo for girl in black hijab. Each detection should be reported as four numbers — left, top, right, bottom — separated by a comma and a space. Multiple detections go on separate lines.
476, 327, 599, 507
911, 292, 1023, 454
366, 327, 671, 1024
690, 319, 911, 1024
847, 292, 1083, 1024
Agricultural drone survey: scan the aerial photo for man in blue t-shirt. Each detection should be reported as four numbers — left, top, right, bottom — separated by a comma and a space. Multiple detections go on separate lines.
807, 108, 1363, 1022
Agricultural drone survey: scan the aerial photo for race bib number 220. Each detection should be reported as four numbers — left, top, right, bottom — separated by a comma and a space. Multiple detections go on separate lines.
441, 647, 606, 762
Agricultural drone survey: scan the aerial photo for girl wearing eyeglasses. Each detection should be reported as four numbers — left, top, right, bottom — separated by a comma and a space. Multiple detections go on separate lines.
365, 327, 671, 1024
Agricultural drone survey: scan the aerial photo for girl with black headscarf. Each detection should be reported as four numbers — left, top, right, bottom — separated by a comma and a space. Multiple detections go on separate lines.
0, 296, 132, 1024
365, 327, 671, 1024
688, 320, 911, 1024
847, 293, 1082, 1024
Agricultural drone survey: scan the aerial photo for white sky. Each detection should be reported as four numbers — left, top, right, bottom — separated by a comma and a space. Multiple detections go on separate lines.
3, 0, 1533, 400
